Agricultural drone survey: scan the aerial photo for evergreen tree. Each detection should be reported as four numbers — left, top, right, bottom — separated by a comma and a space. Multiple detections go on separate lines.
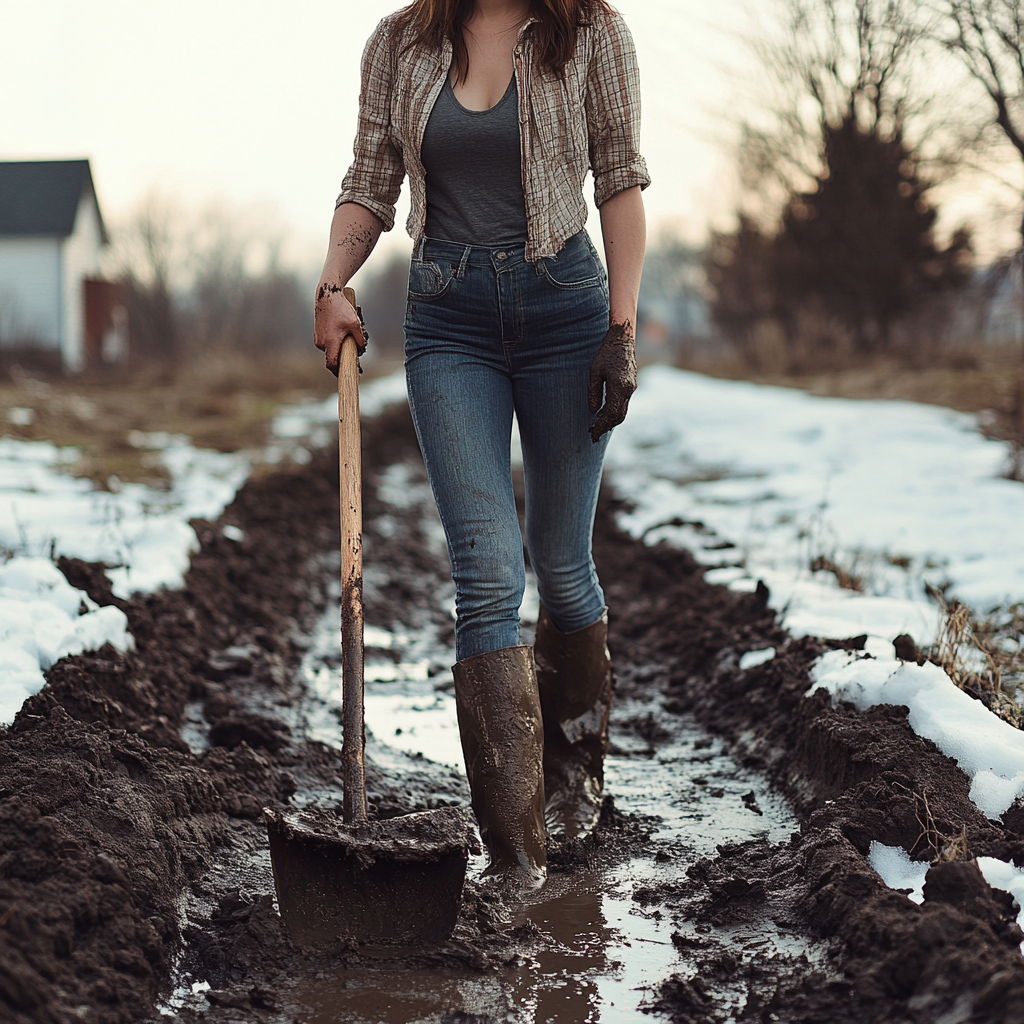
774, 115, 972, 351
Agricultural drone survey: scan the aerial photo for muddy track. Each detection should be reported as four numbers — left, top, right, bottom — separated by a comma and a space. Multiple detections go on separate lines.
1, 403, 1023, 1023
595, 501, 1024, 1022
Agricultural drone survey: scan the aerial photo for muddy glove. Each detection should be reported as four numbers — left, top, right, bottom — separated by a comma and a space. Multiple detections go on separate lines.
588, 321, 637, 443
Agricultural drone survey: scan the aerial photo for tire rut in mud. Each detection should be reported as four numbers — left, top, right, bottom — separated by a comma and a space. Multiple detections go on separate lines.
594, 500, 1024, 1022
2, 402, 1023, 1023
1, 450, 340, 1024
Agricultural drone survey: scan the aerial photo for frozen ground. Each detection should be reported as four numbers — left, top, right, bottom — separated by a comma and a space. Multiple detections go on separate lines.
0, 374, 408, 726
5, 365, 1024, 900
606, 366, 1024, 906
0, 435, 248, 723
607, 366, 1024, 645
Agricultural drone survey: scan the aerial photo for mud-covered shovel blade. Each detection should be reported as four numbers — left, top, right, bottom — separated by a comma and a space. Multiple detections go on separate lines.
265, 805, 478, 945
266, 288, 476, 946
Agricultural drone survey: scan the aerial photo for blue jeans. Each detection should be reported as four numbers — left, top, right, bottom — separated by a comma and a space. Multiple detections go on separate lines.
404, 230, 611, 662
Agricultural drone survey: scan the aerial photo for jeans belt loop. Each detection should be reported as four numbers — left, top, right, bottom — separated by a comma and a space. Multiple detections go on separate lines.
417, 236, 426, 262
456, 245, 471, 280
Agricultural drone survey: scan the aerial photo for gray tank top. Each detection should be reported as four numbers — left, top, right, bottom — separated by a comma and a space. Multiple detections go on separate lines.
421, 74, 528, 246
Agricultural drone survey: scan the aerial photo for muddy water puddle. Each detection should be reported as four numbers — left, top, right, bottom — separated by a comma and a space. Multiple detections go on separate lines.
280, 594, 814, 1023
169, 452, 826, 1022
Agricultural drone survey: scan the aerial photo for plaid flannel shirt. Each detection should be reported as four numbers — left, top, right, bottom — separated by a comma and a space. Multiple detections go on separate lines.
337, 8, 650, 261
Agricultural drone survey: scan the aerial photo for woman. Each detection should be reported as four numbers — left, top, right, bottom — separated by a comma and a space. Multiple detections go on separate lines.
314, 0, 648, 889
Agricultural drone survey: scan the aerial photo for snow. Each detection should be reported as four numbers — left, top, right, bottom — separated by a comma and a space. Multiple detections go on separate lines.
978, 857, 1024, 932
267, 368, 410, 448
0, 370, 408, 729
869, 842, 1024, 949
0, 557, 133, 723
607, 365, 1024, 822
606, 366, 1024, 647
739, 647, 776, 670
0, 435, 248, 598
1, 434, 248, 726
868, 842, 928, 904
812, 651, 1024, 818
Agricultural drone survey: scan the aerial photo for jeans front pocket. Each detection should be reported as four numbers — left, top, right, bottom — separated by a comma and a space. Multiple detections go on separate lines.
408, 256, 454, 301
540, 233, 606, 291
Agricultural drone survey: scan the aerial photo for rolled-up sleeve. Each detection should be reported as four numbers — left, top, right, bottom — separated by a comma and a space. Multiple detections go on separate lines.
584, 13, 651, 209
336, 17, 406, 231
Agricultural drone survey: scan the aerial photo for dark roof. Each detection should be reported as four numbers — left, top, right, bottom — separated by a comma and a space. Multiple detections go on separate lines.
0, 159, 108, 242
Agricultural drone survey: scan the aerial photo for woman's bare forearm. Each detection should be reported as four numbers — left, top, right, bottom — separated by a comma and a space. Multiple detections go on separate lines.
318, 202, 384, 291
598, 186, 646, 328
314, 203, 383, 368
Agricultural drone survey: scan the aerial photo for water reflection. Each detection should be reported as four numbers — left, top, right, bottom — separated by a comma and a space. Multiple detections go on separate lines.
286, 566, 801, 1022
304, 967, 512, 1023
298, 874, 623, 1024
510, 877, 610, 1024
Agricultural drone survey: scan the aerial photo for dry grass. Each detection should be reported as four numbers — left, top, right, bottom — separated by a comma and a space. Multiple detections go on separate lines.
0, 353, 362, 486
678, 346, 1024, 444
906, 784, 971, 864
926, 598, 1024, 728
809, 553, 866, 592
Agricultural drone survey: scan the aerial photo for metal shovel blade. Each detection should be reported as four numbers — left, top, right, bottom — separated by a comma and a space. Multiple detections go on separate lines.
265, 805, 479, 946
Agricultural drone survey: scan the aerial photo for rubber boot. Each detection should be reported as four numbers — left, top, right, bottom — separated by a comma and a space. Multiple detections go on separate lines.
534, 606, 613, 840
452, 645, 546, 889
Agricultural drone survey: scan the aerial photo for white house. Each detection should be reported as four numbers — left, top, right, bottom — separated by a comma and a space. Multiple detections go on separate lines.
0, 159, 119, 372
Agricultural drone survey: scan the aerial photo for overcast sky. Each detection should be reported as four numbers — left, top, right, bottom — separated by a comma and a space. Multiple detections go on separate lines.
0, 0, 749, 272
1, 0, 1018, 274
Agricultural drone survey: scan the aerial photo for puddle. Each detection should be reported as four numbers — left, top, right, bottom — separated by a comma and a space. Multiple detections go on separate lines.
285, 588, 808, 1022
171, 454, 818, 1022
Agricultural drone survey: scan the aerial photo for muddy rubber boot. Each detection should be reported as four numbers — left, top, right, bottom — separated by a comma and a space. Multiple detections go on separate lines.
452, 645, 547, 890
534, 606, 613, 840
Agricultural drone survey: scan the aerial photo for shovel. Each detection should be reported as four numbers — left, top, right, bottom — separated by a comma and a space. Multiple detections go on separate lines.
265, 287, 477, 946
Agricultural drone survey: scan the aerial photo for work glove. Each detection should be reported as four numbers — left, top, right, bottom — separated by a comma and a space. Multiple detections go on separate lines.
588, 321, 637, 443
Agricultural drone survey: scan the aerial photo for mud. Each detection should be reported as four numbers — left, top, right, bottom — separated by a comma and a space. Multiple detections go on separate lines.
594, 500, 1024, 1021
2, 401, 1024, 1022
588, 321, 637, 443
0, 453, 339, 1023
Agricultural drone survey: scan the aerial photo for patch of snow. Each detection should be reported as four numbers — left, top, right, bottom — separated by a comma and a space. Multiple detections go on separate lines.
868, 842, 928, 904
739, 647, 776, 670
0, 558, 133, 723
0, 435, 248, 726
270, 368, 409, 447
607, 366, 1024, 648
7, 407, 35, 426
811, 650, 1024, 818
978, 857, 1024, 944
0, 436, 248, 598
870, 843, 1024, 948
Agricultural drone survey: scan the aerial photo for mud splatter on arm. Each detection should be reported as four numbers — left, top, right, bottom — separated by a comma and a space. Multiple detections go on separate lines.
314, 204, 382, 368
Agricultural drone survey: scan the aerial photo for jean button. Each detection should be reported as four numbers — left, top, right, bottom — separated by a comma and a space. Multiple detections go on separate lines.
497, 252, 507, 260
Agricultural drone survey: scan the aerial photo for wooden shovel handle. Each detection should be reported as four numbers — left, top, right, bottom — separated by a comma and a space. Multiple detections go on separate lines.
338, 286, 367, 824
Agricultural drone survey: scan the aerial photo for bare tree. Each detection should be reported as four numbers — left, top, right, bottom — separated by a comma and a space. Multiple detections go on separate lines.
108, 193, 183, 364
935, 1, 1024, 434
110, 195, 314, 363
708, 0, 971, 366
938, 2, 1024, 239
736, 0, 943, 224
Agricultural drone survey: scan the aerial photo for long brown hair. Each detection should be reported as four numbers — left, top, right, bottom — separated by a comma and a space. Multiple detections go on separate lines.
395, 0, 614, 82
